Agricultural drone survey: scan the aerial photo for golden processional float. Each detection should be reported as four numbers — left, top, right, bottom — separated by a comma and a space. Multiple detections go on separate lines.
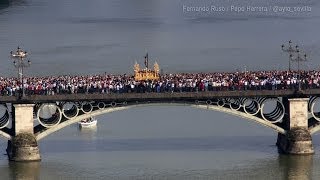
134, 53, 160, 81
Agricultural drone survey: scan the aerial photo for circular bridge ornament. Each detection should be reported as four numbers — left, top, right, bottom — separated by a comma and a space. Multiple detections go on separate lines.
206, 100, 212, 105
97, 102, 106, 109
110, 101, 117, 107
61, 102, 79, 119
311, 97, 320, 121
228, 98, 242, 111
243, 98, 260, 116
37, 103, 62, 128
217, 99, 225, 107
260, 98, 285, 123
308, 96, 318, 112
81, 102, 93, 113
0, 104, 10, 129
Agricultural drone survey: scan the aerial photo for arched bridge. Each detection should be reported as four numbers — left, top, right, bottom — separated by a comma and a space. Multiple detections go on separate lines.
1, 89, 320, 161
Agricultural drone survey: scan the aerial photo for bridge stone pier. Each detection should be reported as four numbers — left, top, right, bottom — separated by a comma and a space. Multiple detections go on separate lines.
0, 89, 320, 161
277, 98, 314, 154
6, 104, 41, 161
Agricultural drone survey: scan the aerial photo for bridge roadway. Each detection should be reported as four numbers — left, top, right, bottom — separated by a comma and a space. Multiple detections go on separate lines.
1, 89, 320, 103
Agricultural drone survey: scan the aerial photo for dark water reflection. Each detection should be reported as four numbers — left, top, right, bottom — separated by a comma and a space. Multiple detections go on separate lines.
2, 153, 316, 179
279, 155, 313, 180
0, 0, 9, 9
0, 0, 27, 7
8, 162, 40, 180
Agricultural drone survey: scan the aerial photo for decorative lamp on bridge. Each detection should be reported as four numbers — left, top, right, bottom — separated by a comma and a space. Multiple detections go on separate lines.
10, 46, 31, 97
133, 54, 160, 81
290, 48, 308, 91
281, 40, 299, 71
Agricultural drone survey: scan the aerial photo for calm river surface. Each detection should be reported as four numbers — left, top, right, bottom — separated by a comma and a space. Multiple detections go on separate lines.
0, 0, 320, 179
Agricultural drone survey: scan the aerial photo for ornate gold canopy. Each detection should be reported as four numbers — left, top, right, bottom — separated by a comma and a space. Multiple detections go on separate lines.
133, 60, 160, 81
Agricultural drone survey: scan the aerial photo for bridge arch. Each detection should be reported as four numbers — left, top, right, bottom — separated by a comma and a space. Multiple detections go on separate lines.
35, 103, 286, 141
310, 124, 320, 135
0, 130, 11, 140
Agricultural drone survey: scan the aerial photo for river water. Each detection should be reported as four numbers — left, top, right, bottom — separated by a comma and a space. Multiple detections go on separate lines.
0, 0, 320, 179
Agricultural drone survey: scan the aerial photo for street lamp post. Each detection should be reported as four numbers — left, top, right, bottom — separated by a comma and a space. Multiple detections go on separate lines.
244, 65, 247, 77
10, 46, 31, 97
281, 40, 299, 71
290, 49, 307, 91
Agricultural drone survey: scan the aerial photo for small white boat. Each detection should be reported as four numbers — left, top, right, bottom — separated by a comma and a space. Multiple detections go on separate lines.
78, 117, 97, 128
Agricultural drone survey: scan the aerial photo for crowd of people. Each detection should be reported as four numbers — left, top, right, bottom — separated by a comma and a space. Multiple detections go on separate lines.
0, 70, 320, 96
